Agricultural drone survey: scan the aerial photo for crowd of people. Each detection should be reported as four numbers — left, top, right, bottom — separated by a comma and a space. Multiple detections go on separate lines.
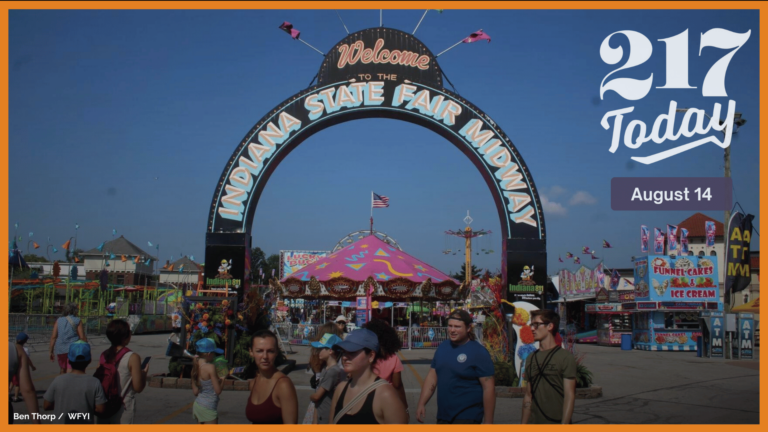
10, 304, 577, 425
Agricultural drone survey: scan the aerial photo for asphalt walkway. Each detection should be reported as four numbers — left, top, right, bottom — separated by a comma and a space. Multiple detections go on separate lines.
11, 332, 759, 424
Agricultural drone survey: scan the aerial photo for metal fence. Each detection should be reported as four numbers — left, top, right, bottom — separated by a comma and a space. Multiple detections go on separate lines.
274, 323, 482, 349
9, 313, 108, 349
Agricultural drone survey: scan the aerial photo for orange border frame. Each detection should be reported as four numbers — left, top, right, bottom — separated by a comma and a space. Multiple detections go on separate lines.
1, 2, 765, 430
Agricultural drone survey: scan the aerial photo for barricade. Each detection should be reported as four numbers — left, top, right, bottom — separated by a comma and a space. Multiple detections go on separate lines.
9, 313, 108, 347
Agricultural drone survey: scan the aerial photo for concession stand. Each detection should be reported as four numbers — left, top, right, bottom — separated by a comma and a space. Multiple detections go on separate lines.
586, 288, 634, 347
625, 255, 722, 351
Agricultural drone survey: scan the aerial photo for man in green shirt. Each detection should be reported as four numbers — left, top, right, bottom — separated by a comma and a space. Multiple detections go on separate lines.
521, 310, 577, 424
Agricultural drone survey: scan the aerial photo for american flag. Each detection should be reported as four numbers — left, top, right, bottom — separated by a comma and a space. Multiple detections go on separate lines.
372, 192, 390, 208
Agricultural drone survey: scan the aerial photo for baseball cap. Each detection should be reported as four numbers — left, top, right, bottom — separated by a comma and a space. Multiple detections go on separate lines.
447, 309, 473, 326
332, 328, 379, 353
196, 338, 224, 354
335, 315, 347, 323
16, 332, 29, 343
311, 333, 343, 349
68, 341, 92, 362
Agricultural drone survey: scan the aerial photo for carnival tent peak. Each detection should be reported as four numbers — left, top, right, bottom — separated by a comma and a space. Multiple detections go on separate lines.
274, 234, 463, 301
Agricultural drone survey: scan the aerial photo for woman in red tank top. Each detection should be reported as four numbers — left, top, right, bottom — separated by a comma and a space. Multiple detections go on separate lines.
245, 330, 298, 424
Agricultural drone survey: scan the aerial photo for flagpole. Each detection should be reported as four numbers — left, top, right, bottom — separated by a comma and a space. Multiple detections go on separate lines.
370, 192, 374, 235
413, 10, 428, 34
380, 10, 382, 27
297, 38, 325, 56
435, 39, 464, 57
335, 10, 349, 34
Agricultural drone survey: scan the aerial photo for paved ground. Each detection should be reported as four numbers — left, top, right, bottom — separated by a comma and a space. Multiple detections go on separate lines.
11, 333, 760, 424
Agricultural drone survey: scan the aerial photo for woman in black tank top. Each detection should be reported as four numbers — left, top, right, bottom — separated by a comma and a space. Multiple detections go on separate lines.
329, 329, 407, 424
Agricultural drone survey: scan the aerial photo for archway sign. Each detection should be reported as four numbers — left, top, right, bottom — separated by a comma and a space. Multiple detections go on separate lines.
205, 28, 547, 305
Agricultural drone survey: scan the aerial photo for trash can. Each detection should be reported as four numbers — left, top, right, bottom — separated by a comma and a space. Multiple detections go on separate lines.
621, 333, 632, 350
696, 337, 703, 357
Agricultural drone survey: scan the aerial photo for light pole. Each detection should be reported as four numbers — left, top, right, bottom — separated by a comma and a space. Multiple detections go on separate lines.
676, 108, 746, 360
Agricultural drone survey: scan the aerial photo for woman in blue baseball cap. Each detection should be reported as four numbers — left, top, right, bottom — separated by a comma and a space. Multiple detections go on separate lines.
329, 329, 407, 424
191, 338, 223, 424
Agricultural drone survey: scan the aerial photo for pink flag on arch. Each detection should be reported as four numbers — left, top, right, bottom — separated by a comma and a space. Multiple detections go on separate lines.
279, 22, 301, 39
463, 29, 491, 43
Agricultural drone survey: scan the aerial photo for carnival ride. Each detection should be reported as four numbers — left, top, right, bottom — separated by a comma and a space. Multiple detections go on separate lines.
10, 278, 183, 334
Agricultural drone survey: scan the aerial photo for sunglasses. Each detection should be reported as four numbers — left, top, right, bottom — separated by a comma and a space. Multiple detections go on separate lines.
530, 322, 549, 330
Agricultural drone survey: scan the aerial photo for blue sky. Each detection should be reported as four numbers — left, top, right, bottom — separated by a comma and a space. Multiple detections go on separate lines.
8, 9, 760, 276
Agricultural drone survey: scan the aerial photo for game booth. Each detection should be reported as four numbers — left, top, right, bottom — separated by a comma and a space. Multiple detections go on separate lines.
586, 288, 634, 347
557, 263, 607, 343
624, 255, 722, 351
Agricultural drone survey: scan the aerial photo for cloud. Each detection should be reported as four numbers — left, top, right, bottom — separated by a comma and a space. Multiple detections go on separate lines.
541, 195, 568, 218
548, 185, 567, 197
569, 191, 597, 206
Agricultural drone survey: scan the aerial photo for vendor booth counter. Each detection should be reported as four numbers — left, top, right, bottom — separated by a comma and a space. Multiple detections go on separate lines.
586, 304, 631, 346
629, 255, 722, 351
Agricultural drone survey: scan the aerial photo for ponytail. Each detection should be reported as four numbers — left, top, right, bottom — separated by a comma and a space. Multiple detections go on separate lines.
191, 357, 201, 387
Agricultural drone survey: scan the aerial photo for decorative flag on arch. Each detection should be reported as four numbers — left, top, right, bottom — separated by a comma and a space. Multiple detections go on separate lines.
582, 246, 591, 254
565, 252, 573, 259
591, 251, 599, 260
32, 242, 39, 249
602, 240, 612, 248
610, 269, 621, 290
135, 255, 141, 264
463, 29, 491, 43
97, 242, 105, 252
667, 225, 679, 252
573, 257, 581, 264
680, 228, 689, 255
654, 227, 665, 254
705, 221, 716, 247
62, 240, 71, 251
148, 241, 153, 248
168, 264, 175, 271
372, 192, 390, 208
279, 21, 301, 39
641, 225, 649, 253
558, 256, 563, 262
121, 255, 127, 262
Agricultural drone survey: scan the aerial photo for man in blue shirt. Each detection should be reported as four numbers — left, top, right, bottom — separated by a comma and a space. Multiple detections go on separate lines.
416, 310, 496, 424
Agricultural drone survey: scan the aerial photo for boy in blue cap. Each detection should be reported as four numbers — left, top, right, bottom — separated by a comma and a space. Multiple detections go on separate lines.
43, 341, 107, 423
309, 333, 346, 424
11, 332, 35, 402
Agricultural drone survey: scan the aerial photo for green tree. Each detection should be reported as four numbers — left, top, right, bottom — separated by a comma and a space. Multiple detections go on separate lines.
266, 254, 280, 281
451, 263, 482, 282
250, 247, 267, 282
23, 253, 48, 263
249, 248, 280, 282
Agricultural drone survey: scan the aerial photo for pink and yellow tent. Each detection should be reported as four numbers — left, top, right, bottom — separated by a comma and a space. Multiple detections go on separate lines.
272, 235, 464, 301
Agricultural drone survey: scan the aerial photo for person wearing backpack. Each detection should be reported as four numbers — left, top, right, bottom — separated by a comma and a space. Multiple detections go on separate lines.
521, 310, 576, 424
95, 319, 149, 424
43, 341, 106, 424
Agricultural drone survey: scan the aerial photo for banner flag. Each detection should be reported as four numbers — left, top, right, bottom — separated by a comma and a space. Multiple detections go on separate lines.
667, 225, 679, 252
654, 227, 665, 254
705, 221, 716, 247
680, 228, 689, 255
725, 212, 754, 296
641, 225, 649, 253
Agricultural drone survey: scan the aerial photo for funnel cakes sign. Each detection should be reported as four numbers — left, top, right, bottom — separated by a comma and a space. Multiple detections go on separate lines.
634, 255, 719, 302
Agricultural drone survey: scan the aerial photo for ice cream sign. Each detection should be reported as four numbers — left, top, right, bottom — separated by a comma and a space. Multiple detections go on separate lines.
634, 255, 719, 302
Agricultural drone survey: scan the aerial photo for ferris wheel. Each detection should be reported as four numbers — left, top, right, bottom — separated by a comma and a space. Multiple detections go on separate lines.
331, 230, 403, 253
